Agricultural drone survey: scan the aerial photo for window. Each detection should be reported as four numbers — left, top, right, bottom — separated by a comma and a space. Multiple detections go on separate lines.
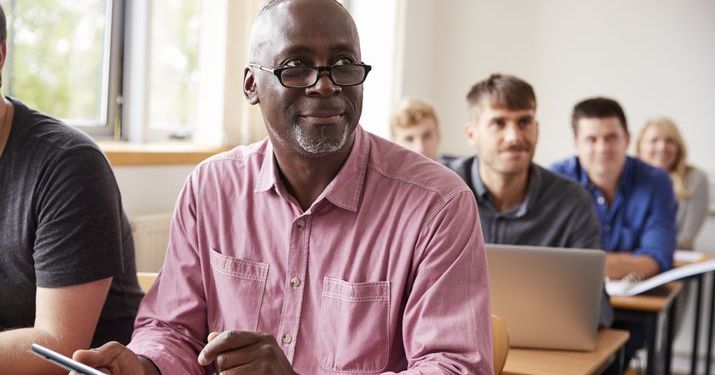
5, 0, 123, 137
2, 0, 319, 145
147, 0, 201, 136
4, 0, 203, 141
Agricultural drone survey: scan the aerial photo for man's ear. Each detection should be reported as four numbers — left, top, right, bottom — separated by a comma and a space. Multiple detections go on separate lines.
465, 122, 478, 147
0, 40, 7, 72
243, 67, 259, 105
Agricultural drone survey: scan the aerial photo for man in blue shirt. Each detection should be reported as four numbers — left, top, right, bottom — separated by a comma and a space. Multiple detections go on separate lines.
551, 97, 677, 279
551, 97, 677, 371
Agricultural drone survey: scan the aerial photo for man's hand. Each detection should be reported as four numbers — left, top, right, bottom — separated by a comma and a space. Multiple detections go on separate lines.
71, 341, 157, 375
198, 331, 297, 375
605, 253, 660, 280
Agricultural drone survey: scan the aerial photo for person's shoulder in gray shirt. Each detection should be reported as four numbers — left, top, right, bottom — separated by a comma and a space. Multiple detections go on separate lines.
445, 155, 601, 249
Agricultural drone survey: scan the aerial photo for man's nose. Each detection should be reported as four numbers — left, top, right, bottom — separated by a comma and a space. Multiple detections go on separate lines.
307, 72, 341, 96
413, 139, 426, 154
503, 124, 523, 143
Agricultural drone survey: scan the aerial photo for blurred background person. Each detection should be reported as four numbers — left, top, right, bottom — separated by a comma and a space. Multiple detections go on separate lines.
390, 97, 454, 162
636, 116, 709, 250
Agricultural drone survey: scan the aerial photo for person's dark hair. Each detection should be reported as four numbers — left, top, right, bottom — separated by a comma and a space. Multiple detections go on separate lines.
466, 73, 536, 113
571, 97, 628, 135
0, 2, 6, 43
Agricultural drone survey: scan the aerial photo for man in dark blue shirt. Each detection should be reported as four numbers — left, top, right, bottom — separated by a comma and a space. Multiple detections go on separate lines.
551, 97, 677, 279
551, 97, 677, 372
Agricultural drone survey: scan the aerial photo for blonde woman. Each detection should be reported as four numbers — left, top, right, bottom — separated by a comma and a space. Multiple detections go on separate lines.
636, 117, 710, 250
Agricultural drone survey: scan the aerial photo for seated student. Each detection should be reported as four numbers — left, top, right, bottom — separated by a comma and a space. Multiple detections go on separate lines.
444, 73, 612, 327
551, 97, 677, 372
390, 97, 455, 162
636, 116, 709, 250
636, 116, 710, 341
0, 5, 142, 374
72, 1, 493, 374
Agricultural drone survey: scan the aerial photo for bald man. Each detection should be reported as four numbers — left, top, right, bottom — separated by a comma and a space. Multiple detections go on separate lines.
72, 0, 493, 374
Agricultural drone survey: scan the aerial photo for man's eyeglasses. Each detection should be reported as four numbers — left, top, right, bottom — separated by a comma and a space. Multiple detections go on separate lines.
249, 63, 372, 88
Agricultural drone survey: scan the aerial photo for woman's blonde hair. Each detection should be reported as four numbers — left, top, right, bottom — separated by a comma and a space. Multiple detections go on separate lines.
636, 116, 693, 199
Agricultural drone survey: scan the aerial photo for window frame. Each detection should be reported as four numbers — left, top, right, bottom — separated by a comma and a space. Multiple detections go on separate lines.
5, 0, 125, 139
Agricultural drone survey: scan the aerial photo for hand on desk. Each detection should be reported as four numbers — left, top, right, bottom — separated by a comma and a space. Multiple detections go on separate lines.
606, 253, 660, 280
199, 331, 298, 375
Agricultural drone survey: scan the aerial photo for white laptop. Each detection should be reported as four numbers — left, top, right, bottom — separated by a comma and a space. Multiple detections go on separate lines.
486, 244, 605, 351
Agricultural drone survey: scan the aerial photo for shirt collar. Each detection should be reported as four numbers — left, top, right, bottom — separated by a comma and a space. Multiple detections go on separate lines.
323, 125, 369, 212
253, 125, 369, 213
471, 157, 534, 218
576, 155, 632, 197
254, 139, 277, 193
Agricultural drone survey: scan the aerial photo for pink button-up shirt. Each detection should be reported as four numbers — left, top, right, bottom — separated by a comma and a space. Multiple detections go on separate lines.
127, 126, 493, 374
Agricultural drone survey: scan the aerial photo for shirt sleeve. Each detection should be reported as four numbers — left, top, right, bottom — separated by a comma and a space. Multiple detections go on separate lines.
380, 190, 493, 375
676, 169, 709, 250
633, 172, 678, 272
33, 148, 125, 287
127, 171, 210, 375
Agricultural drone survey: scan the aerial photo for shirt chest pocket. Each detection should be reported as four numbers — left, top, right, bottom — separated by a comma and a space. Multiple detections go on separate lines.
208, 248, 268, 332
319, 277, 391, 373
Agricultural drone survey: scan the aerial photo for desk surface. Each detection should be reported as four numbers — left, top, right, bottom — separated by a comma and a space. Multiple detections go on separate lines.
610, 281, 683, 312
503, 329, 630, 375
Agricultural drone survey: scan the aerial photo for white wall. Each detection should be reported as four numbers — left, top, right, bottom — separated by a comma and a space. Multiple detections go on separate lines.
114, 165, 193, 217
398, 0, 715, 180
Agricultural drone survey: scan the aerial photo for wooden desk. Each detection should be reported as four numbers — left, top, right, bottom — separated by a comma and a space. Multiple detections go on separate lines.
611, 282, 683, 312
611, 282, 684, 375
503, 329, 630, 375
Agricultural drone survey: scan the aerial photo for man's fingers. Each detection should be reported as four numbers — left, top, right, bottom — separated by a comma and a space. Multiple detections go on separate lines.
198, 331, 262, 366
213, 341, 265, 371
207, 331, 220, 342
72, 341, 126, 368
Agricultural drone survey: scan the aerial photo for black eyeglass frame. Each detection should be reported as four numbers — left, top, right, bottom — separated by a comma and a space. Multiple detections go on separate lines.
248, 62, 372, 88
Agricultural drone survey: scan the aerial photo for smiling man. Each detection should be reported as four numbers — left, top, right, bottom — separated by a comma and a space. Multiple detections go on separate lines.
446, 74, 604, 249
72, 0, 493, 374
551, 97, 677, 280
445, 74, 612, 328
550, 97, 677, 371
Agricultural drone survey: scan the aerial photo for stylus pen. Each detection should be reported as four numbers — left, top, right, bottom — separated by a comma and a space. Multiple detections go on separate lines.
30, 343, 107, 375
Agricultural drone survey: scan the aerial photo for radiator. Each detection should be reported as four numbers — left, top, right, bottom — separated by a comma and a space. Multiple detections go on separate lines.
130, 213, 172, 272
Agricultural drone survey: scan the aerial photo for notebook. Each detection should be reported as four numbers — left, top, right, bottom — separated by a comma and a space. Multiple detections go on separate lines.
486, 244, 605, 351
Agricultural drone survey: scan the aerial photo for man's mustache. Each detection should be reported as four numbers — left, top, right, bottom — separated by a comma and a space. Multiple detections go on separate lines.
500, 144, 531, 152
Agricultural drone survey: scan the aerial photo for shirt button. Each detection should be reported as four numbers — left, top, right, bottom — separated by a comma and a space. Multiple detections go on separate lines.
296, 220, 305, 230
282, 334, 292, 344
290, 277, 301, 288
596, 196, 605, 205
604, 225, 611, 232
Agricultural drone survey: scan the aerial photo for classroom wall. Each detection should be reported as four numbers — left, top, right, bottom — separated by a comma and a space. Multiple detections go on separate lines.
398, 0, 715, 177
114, 166, 193, 217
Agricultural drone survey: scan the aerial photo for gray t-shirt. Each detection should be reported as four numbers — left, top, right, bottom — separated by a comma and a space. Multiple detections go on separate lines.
0, 97, 142, 346
445, 156, 613, 326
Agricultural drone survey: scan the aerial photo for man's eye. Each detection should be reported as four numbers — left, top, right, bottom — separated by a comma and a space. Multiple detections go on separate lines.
333, 57, 355, 66
283, 59, 305, 67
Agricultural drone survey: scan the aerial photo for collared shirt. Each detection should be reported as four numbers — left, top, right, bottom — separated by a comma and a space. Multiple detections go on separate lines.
127, 126, 493, 375
445, 156, 601, 249
551, 156, 677, 272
